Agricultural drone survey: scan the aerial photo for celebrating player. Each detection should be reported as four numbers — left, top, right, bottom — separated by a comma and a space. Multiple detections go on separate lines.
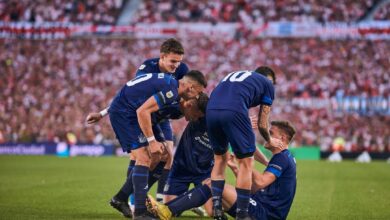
148, 120, 297, 220
105, 70, 206, 219
206, 66, 281, 220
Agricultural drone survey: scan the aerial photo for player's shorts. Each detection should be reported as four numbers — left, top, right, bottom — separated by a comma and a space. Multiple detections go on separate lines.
109, 111, 164, 153
159, 120, 173, 141
227, 195, 268, 220
206, 109, 256, 158
164, 173, 210, 196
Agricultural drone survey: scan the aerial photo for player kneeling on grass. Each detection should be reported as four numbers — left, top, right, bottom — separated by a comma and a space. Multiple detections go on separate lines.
147, 120, 297, 220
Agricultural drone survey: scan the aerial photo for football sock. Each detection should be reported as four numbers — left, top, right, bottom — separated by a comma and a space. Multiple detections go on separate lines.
148, 161, 166, 189
127, 160, 136, 177
115, 169, 134, 202
167, 184, 211, 215
157, 168, 170, 202
236, 187, 251, 218
132, 165, 149, 215
211, 180, 225, 211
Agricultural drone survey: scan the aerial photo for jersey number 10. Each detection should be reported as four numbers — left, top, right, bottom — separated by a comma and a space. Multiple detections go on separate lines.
222, 71, 252, 82
126, 73, 153, 86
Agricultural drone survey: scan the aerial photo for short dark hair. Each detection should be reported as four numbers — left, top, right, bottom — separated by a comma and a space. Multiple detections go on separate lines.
185, 70, 207, 88
196, 92, 209, 114
160, 38, 184, 55
254, 66, 276, 84
271, 121, 296, 143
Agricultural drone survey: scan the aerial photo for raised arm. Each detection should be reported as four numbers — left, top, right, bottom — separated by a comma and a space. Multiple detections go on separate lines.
254, 148, 269, 166
257, 105, 271, 142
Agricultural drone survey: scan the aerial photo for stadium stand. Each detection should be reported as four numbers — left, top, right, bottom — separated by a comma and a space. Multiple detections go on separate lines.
0, 38, 389, 152
0, 0, 124, 24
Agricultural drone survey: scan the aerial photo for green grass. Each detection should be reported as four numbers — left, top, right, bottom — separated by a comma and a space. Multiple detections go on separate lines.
0, 156, 389, 220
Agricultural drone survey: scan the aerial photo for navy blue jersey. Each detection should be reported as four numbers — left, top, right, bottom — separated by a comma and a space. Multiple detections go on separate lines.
152, 103, 183, 141
171, 117, 214, 178
136, 58, 189, 80
255, 149, 297, 220
109, 73, 179, 116
151, 102, 183, 124
207, 71, 274, 114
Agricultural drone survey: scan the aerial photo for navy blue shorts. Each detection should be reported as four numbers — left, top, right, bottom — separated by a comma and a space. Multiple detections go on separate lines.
164, 173, 210, 196
206, 109, 256, 158
227, 195, 268, 220
109, 111, 164, 153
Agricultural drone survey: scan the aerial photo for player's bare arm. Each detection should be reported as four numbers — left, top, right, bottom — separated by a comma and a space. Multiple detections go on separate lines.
252, 169, 276, 190
254, 148, 269, 166
258, 105, 271, 142
137, 97, 164, 154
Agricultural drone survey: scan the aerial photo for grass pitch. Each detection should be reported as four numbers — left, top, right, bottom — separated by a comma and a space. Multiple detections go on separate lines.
0, 156, 389, 220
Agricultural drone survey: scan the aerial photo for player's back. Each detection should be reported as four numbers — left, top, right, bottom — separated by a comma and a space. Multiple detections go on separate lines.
207, 71, 274, 114
136, 58, 189, 80
172, 117, 213, 177
109, 73, 178, 115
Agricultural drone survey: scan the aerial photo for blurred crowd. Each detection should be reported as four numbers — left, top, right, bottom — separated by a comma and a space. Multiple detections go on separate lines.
1, 0, 389, 24
1, 38, 389, 152
134, 0, 381, 23
0, 0, 123, 24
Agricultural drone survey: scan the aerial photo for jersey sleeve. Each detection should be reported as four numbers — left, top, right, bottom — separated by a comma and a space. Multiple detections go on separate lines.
260, 80, 275, 106
135, 60, 151, 76
153, 77, 179, 109
265, 153, 288, 178
174, 63, 189, 80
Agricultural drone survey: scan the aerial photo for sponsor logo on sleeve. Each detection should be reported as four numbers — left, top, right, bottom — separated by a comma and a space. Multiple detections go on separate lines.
138, 64, 145, 70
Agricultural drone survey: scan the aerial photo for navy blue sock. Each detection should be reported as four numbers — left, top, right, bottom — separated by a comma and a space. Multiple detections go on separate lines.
127, 160, 136, 177
132, 165, 149, 216
157, 168, 170, 201
148, 161, 166, 189
115, 169, 134, 201
168, 184, 211, 216
211, 180, 225, 210
236, 187, 251, 218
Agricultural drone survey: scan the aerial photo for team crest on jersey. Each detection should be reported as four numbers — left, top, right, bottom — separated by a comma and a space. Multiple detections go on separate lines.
138, 64, 145, 70
158, 73, 164, 78
166, 91, 174, 98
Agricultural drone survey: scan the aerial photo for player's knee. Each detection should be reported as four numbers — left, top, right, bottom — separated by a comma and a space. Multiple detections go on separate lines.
234, 151, 254, 160
237, 157, 254, 170
135, 152, 152, 167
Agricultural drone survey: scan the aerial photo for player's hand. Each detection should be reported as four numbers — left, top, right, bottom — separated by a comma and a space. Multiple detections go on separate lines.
227, 153, 238, 170
149, 141, 164, 154
86, 112, 102, 124
267, 137, 284, 150
250, 115, 258, 129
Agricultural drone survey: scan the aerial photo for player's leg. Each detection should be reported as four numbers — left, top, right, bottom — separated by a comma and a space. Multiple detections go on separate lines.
158, 121, 174, 203
108, 112, 135, 218
206, 109, 231, 219
158, 140, 173, 203
149, 183, 212, 220
131, 146, 157, 219
163, 175, 189, 205
225, 112, 256, 220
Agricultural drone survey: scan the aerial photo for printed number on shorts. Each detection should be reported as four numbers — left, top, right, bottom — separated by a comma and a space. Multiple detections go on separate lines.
222, 71, 252, 82
249, 198, 257, 206
126, 73, 153, 86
